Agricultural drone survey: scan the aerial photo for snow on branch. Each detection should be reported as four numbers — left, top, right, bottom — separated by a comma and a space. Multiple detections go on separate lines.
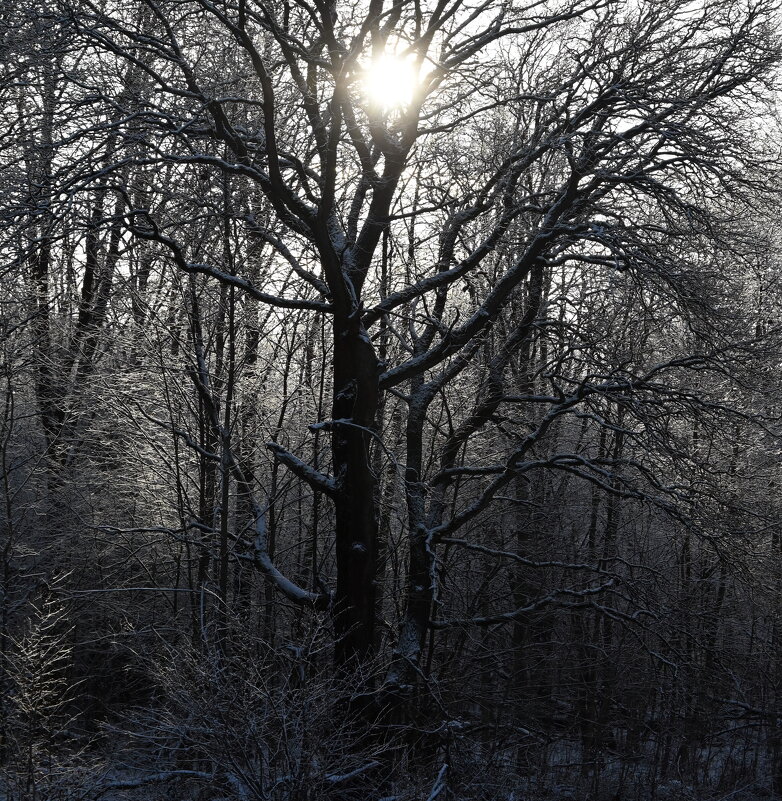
425, 764, 449, 801
266, 441, 338, 496
251, 507, 330, 609
325, 760, 382, 784
128, 209, 332, 312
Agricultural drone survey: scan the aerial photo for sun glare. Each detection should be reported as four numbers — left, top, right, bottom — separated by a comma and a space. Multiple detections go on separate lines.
363, 54, 417, 110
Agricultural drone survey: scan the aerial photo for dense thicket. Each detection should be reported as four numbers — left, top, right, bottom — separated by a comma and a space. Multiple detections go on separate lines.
2, 0, 782, 798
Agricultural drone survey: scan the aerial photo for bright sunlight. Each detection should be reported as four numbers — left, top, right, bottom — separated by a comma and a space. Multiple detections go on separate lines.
363, 54, 417, 110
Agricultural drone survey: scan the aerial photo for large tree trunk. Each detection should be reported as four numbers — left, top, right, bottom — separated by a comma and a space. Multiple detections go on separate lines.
332, 314, 381, 667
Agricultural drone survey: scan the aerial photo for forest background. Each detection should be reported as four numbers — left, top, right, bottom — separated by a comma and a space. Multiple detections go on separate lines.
3, 0, 782, 799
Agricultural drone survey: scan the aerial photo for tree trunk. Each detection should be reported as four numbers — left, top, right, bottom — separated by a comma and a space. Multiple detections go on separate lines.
331, 314, 381, 668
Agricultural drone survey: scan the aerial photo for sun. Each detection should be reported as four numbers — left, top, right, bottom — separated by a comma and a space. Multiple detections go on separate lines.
363, 54, 417, 111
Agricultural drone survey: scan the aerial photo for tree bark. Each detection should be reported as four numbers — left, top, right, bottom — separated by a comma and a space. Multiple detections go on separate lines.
332, 313, 381, 667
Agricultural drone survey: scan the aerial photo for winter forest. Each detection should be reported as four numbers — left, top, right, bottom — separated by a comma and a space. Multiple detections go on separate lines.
5, 0, 782, 798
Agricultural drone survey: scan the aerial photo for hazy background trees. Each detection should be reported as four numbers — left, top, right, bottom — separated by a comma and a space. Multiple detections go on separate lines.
2, 0, 782, 798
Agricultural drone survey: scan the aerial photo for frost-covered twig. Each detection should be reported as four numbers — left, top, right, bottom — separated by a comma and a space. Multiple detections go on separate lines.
425, 764, 448, 801
325, 760, 381, 784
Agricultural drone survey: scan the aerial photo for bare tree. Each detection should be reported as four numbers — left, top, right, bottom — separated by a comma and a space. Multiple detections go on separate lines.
2, 0, 782, 794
